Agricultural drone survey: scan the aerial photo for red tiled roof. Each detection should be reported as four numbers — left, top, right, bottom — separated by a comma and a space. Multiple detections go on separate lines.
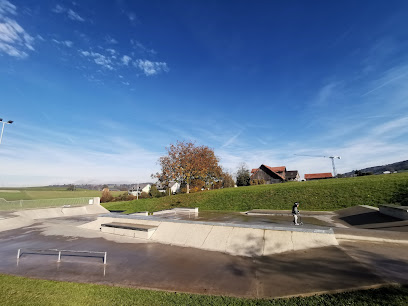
304, 173, 333, 179
251, 168, 259, 174
264, 165, 286, 173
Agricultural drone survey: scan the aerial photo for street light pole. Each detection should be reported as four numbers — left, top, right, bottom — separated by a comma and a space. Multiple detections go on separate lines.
0, 119, 13, 145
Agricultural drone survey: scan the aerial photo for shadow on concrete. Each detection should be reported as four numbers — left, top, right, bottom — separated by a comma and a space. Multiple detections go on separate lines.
339, 241, 408, 284
340, 211, 400, 226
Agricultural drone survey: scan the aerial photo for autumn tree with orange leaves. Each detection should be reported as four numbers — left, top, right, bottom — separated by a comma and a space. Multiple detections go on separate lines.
154, 141, 222, 193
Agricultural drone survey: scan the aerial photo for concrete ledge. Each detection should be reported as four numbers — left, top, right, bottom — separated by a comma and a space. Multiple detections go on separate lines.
101, 222, 157, 239
101, 222, 157, 231
83, 214, 339, 257
379, 205, 408, 220
100, 213, 334, 234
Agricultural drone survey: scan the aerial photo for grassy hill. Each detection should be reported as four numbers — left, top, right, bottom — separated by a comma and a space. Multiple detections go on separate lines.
103, 172, 408, 213
0, 187, 123, 201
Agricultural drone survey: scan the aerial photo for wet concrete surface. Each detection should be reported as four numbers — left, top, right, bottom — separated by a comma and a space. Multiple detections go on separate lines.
137, 210, 332, 228
0, 219, 406, 298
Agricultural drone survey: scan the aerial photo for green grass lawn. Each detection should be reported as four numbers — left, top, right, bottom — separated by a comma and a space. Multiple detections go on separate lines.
0, 274, 407, 305
103, 173, 408, 213
0, 187, 123, 201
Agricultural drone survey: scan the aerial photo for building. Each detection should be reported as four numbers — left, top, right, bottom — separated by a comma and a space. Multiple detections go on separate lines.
128, 183, 152, 196
285, 170, 300, 181
156, 181, 181, 194
304, 173, 333, 181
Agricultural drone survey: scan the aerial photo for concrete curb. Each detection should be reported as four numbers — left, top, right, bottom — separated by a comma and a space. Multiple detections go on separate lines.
335, 234, 408, 244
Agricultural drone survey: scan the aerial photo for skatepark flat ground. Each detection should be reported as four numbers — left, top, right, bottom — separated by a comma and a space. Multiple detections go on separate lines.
0, 215, 407, 298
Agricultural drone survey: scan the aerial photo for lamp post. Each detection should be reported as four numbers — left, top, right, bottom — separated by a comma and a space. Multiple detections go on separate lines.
0, 119, 13, 145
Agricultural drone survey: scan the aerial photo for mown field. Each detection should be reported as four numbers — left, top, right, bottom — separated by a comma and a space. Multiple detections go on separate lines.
0, 274, 407, 306
0, 187, 123, 201
103, 172, 408, 213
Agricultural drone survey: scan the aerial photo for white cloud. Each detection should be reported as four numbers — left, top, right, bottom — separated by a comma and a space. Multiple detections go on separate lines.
106, 48, 116, 55
371, 116, 408, 138
52, 4, 64, 14
0, 0, 16, 15
51, 5, 84, 22
80, 50, 113, 70
52, 39, 73, 47
67, 8, 84, 22
0, 2, 35, 58
121, 55, 131, 65
134, 59, 169, 76
0, 123, 160, 186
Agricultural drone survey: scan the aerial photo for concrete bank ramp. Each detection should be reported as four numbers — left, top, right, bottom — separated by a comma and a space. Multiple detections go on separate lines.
0, 199, 108, 232
81, 215, 338, 257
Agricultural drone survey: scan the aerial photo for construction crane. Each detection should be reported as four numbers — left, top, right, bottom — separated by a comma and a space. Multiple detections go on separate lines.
294, 154, 341, 177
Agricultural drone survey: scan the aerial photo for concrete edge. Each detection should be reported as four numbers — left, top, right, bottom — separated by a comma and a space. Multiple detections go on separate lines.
274, 282, 397, 299
335, 234, 408, 244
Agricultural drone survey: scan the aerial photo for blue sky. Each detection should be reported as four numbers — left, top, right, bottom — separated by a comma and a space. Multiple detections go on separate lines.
1, 0, 408, 186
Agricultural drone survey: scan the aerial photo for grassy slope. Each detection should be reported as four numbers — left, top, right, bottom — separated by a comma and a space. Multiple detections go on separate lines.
0, 274, 407, 306
103, 173, 408, 213
0, 187, 123, 201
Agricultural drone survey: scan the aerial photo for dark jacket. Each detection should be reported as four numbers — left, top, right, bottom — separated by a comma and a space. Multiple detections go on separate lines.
292, 205, 299, 215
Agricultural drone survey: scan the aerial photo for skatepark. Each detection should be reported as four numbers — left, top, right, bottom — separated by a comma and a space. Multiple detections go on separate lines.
0, 198, 407, 298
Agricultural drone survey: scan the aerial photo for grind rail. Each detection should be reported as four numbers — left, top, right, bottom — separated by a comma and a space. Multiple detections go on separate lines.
17, 248, 107, 264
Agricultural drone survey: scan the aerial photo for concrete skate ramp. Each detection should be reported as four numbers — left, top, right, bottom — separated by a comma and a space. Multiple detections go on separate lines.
82, 215, 338, 257
0, 200, 108, 232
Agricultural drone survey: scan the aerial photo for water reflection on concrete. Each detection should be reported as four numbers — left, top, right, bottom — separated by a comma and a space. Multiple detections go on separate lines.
150, 210, 332, 227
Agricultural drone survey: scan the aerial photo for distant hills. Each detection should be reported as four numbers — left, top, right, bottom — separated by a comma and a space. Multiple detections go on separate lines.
342, 160, 408, 177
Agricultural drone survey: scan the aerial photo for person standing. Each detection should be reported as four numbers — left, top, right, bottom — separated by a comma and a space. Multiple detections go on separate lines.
292, 202, 300, 225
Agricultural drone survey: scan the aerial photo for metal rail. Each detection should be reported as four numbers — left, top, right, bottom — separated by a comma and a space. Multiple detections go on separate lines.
17, 248, 107, 264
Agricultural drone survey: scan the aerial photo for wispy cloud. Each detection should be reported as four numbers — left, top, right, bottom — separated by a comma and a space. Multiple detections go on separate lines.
134, 59, 169, 76
131, 39, 157, 55
51, 4, 64, 14
67, 8, 84, 22
0, 0, 35, 58
51, 4, 84, 22
221, 131, 242, 148
315, 81, 341, 106
105, 35, 117, 44
0, 121, 161, 186
80, 50, 113, 70
127, 12, 138, 23
121, 55, 131, 65
361, 67, 408, 96
52, 39, 73, 47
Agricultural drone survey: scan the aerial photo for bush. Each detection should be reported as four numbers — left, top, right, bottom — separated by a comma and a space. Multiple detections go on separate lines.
139, 192, 150, 199
113, 193, 137, 202
101, 188, 113, 203
149, 185, 163, 198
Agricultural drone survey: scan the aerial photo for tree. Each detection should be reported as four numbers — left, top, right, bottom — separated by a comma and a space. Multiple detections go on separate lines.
66, 184, 76, 191
236, 163, 250, 186
154, 141, 222, 193
221, 171, 235, 188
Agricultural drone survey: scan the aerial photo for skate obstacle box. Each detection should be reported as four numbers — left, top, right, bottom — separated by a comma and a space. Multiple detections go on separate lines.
379, 204, 408, 220
100, 222, 157, 239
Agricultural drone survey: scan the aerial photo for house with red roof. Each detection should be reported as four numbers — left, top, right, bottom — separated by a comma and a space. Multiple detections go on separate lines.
250, 165, 299, 184
304, 172, 333, 181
